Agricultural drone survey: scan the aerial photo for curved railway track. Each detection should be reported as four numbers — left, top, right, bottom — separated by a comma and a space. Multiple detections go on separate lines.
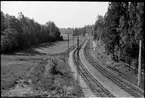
72, 40, 115, 97
84, 39, 144, 97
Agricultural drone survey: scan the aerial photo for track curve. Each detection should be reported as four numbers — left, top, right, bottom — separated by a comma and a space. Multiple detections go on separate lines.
72, 39, 115, 97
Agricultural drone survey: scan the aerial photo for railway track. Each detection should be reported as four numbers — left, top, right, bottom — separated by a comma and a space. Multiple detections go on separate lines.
72, 40, 115, 97
84, 39, 144, 97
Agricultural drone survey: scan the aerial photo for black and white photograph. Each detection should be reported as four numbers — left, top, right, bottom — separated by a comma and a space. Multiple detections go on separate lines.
1, 1, 144, 97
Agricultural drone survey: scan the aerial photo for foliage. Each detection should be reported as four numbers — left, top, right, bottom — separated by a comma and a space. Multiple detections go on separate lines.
1, 11, 63, 53
94, 15, 104, 40
93, 2, 144, 70
59, 25, 94, 37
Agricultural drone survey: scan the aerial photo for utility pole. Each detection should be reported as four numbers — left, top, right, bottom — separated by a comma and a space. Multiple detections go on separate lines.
77, 35, 80, 84
138, 40, 142, 86
77, 35, 79, 58
73, 32, 74, 46
68, 32, 69, 58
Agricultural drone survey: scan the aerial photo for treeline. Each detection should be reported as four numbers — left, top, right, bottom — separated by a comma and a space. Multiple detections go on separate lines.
59, 25, 94, 37
1, 11, 63, 53
93, 2, 144, 70
59, 28, 74, 34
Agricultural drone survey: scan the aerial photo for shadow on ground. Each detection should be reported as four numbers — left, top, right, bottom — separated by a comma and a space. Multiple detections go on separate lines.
15, 42, 58, 56
31, 42, 56, 49
19, 48, 46, 56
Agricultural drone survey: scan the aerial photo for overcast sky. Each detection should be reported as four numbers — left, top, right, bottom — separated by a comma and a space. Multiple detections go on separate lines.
1, 1, 109, 28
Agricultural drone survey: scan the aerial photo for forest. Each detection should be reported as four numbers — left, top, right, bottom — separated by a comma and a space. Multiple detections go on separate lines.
1, 11, 63, 53
93, 2, 144, 71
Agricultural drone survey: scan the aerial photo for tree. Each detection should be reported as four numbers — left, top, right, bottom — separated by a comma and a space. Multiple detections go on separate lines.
1, 11, 5, 34
94, 15, 104, 40
1, 11, 63, 53
117, 2, 130, 61
1, 28, 18, 51
104, 2, 124, 61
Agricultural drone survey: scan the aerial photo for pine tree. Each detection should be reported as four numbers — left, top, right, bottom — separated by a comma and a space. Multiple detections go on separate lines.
104, 2, 124, 61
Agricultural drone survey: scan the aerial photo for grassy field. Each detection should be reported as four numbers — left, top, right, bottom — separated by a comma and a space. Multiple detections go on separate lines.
1, 35, 84, 97
15, 35, 78, 55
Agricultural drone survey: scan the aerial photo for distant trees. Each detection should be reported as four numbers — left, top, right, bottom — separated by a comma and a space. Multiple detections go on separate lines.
59, 25, 94, 37
1, 11, 63, 53
84, 25, 94, 37
93, 2, 144, 70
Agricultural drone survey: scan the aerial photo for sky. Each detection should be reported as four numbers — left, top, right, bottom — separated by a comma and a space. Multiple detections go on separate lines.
1, 1, 109, 28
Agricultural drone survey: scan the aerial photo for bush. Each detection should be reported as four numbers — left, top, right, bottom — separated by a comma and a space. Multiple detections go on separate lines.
1, 28, 18, 52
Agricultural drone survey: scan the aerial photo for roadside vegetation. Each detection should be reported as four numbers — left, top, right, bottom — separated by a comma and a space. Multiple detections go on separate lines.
29, 55, 83, 97
93, 2, 144, 74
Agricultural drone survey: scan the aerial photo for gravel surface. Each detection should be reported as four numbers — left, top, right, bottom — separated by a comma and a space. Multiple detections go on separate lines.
69, 44, 95, 97
79, 40, 132, 97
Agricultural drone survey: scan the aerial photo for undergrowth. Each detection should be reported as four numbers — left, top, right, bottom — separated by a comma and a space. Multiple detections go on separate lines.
30, 56, 84, 97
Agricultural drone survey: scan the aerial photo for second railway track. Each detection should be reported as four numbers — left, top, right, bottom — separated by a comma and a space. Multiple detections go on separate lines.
84, 39, 144, 97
